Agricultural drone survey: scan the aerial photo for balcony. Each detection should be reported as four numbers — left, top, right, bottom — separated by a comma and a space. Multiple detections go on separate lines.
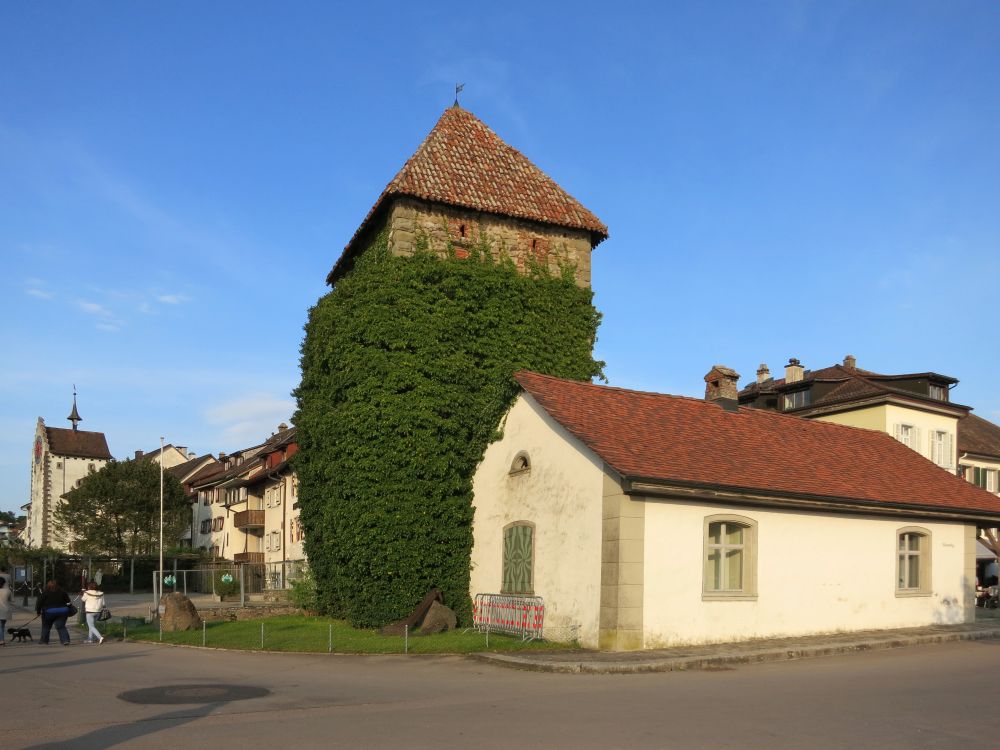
233, 552, 264, 564
234, 510, 265, 529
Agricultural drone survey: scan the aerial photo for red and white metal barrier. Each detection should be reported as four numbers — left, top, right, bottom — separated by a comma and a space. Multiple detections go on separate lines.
473, 593, 545, 641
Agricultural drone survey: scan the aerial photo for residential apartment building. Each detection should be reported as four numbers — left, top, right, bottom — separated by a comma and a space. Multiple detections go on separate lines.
738, 355, 967, 472
188, 424, 304, 568
959, 414, 1000, 496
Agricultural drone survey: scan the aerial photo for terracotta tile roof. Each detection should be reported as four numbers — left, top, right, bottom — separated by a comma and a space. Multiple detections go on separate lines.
327, 106, 608, 284
166, 455, 219, 483
959, 414, 1000, 459
45, 427, 112, 460
515, 371, 1000, 517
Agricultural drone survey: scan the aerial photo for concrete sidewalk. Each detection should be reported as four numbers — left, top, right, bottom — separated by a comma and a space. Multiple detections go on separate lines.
472, 617, 1000, 674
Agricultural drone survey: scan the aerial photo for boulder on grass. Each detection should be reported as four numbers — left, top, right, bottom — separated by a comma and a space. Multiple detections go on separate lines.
417, 600, 457, 635
380, 587, 443, 636
160, 592, 202, 632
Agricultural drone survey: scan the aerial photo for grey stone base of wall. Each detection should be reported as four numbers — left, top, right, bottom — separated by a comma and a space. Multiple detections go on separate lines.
472, 620, 1000, 674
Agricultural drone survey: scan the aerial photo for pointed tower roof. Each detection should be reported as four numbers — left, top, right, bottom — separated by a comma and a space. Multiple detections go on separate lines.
327, 106, 608, 284
67, 389, 82, 431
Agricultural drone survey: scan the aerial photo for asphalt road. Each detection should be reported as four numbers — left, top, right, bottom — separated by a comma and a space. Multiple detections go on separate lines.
4, 636, 998, 749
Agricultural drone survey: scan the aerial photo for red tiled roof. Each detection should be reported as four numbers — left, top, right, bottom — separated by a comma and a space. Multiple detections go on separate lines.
960, 414, 1000, 459
327, 106, 608, 284
45, 427, 112, 460
515, 371, 1000, 517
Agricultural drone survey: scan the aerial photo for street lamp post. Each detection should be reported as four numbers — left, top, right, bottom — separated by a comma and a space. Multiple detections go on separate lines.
158, 436, 164, 615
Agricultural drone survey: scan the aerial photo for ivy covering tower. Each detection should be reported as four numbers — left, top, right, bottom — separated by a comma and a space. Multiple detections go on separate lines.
295, 105, 608, 627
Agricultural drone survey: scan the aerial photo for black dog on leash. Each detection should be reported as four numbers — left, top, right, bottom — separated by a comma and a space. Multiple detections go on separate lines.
7, 627, 32, 642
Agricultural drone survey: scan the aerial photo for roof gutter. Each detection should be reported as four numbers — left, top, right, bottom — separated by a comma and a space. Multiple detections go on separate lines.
621, 475, 1000, 525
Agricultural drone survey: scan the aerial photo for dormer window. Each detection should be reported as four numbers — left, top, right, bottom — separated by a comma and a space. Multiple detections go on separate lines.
928, 384, 947, 401
782, 389, 811, 410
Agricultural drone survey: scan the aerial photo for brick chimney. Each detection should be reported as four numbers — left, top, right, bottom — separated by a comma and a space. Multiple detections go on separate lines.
704, 365, 741, 412
785, 358, 804, 383
756, 363, 771, 384
134, 450, 143, 460
843, 354, 857, 369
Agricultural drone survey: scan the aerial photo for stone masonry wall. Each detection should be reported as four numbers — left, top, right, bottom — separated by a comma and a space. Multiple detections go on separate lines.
385, 198, 594, 288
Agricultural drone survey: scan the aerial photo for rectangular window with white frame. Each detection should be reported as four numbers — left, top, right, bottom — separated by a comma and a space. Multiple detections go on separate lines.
703, 515, 758, 599
897, 527, 931, 596
893, 423, 919, 452
929, 430, 953, 468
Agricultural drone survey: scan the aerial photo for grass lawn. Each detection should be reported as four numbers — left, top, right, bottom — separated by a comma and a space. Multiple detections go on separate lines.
86, 616, 578, 654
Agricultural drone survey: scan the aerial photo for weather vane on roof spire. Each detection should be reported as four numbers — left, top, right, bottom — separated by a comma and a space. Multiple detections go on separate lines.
454, 83, 464, 108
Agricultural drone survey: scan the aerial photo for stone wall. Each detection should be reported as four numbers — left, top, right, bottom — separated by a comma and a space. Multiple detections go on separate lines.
386, 198, 594, 288
199, 604, 303, 622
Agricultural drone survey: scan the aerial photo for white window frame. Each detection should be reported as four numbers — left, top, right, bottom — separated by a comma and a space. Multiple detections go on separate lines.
703, 514, 758, 600
782, 390, 810, 410
929, 430, 953, 468
894, 423, 919, 451
896, 526, 931, 596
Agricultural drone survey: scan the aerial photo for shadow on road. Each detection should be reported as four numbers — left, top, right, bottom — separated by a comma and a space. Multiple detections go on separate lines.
0, 650, 144, 676
22, 702, 224, 749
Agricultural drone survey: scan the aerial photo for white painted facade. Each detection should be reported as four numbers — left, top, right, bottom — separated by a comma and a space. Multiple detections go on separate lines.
472, 393, 978, 651
642, 502, 971, 647
815, 403, 958, 471
471, 396, 606, 646
26, 419, 111, 550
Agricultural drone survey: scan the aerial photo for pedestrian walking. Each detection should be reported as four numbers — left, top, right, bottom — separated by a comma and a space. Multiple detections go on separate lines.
80, 580, 106, 644
36, 580, 72, 645
0, 576, 13, 646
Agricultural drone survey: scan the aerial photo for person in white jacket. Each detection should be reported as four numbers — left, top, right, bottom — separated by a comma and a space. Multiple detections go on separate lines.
0, 576, 13, 646
80, 581, 105, 644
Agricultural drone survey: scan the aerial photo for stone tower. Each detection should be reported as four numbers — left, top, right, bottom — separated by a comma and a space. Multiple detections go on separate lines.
326, 105, 608, 289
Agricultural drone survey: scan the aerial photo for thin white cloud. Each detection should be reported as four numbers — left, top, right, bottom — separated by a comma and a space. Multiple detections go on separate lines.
157, 293, 189, 305
77, 299, 124, 331
78, 300, 112, 316
205, 394, 295, 448
25, 277, 55, 299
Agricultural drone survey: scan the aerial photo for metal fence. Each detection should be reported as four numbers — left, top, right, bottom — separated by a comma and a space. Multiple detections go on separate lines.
472, 593, 545, 641
153, 561, 306, 610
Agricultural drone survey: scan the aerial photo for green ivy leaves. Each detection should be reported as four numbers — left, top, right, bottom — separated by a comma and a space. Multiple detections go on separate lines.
294, 229, 602, 627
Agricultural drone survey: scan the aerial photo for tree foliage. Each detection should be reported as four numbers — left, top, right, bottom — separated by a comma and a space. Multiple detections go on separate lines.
294, 230, 603, 627
55, 460, 188, 557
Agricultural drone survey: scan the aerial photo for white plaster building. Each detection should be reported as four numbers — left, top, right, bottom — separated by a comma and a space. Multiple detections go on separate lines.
471, 371, 1000, 651
25, 397, 112, 550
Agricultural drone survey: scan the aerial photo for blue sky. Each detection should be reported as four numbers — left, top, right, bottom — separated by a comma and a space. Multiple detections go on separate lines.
2, 2, 999, 515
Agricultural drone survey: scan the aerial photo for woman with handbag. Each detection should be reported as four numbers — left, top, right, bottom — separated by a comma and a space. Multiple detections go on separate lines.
36, 580, 72, 645
80, 580, 106, 644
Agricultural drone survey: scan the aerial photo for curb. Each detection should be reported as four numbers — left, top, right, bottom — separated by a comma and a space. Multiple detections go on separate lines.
469, 627, 1000, 674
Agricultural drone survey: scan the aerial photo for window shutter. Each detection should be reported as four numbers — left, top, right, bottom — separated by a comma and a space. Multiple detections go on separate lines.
502, 525, 533, 594
893, 424, 901, 441
945, 433, 953, 467
913, 427, 921, 454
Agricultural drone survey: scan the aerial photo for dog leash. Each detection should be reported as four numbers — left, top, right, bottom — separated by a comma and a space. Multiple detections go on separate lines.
9, 614, 40, 629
